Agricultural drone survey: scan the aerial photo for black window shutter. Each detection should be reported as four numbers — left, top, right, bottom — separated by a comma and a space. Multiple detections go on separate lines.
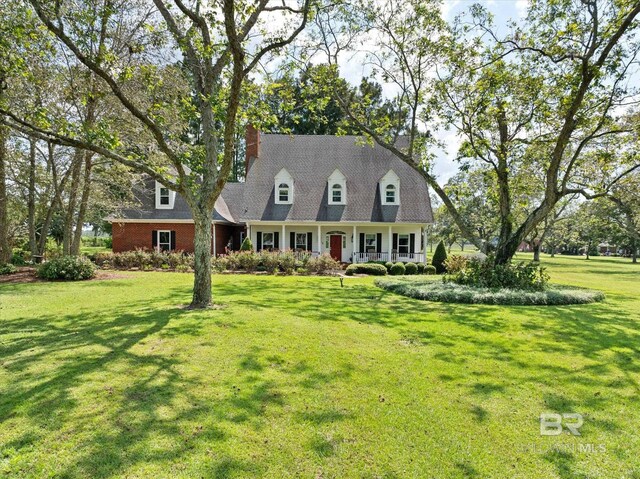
290, 232, 295, 250
359, 233, 365, 252
393, 233, 398, 251
307, 232, 313, 251
152, 230, 158, 248
410, 234, 415, 254
170, 231, 176, 251
376, 233, 382, 253
257, 232, 262, 251
274, 231, 280, 250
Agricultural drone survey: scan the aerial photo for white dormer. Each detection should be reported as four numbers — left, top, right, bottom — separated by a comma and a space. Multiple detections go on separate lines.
275, 168, 294, 205
328, 169, 347, 205
379, 170, 400, 205
155, 181, 176, 209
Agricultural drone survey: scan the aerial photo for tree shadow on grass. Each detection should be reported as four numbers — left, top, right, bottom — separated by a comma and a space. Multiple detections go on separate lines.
0, 289, 355, 478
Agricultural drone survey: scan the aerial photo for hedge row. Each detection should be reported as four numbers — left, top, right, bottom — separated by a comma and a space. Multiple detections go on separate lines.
90, 249, 341, 275
375, 278, 605, 305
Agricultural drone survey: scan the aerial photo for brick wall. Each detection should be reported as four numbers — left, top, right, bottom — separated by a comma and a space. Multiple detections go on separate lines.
111, 222, 245, 255
112, 222, 197, 253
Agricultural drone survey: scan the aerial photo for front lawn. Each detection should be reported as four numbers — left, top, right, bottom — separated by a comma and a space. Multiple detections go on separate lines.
0, 255, 638, 478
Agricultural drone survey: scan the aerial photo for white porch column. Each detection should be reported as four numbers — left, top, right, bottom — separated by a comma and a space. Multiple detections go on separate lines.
423, 226, 428, 264
317, 225, 322, 254
282, 224, 286, 250
388, 225, 393, 263
213, 223, 217, 256
352, 225, 357, 263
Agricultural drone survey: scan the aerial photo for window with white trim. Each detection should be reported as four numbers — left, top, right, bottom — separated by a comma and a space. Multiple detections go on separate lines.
295, 233, 308, 251
155, 181, 176, 209
385, 184, 397, 204
331, 184, 343, 203
398, 234, 410, 254
365, 234, 377, 253
158, 230, 171, 251
278, 183, 290, 202
262, 232, 274, 249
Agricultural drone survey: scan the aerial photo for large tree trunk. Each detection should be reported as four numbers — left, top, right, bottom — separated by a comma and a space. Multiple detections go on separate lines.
0, 122, 10, 263
63, 150, 83, 255
493, 235, 522, 265
28, 137, 37, 255
70, 154, 93, 255
191, 211, 213, 308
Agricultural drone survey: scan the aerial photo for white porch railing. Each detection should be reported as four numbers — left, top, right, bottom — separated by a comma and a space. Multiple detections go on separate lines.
353, 252, 425, 263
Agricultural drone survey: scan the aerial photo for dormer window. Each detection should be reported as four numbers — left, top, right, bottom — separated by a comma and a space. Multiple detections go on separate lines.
155, 181, 176, 209
278, 183, 290, 202
275, 168, 294, 205
332, 184, 343, 203
159, 187, 170, 205
379, 170, 400, 205
385, 184, 396, 204
328, 169, 346, 205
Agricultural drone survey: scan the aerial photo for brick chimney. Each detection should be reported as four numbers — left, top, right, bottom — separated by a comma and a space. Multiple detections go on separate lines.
245, 124, 260, 175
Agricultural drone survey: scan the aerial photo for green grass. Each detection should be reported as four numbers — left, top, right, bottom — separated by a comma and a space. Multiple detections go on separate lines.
80, 245, 112, 255
0, 255, 638, 478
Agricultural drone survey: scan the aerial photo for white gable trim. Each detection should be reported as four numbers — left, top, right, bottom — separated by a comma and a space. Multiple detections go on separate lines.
327, 169, 347, 205
275, 168, 294, 205
379, 170, 400, 205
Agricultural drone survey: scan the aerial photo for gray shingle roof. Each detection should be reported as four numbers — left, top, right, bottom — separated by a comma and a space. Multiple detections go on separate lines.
115, 177, 243, 223
241, 134, 432, 223
113, 134, 432, 224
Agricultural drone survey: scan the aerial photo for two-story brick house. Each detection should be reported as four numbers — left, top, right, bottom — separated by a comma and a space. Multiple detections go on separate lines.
110, 127, 433, 263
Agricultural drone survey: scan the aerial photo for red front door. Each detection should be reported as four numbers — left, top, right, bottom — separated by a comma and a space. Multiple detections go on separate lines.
330, 235, 342, 262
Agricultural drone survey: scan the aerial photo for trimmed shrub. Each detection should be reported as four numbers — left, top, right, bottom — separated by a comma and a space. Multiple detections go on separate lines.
444, 255, 468, 274
417, 263, 425, 274
277, 251, 297, 274
261, 251, 280, 274
235, 251, 260, 272
432, 240, 448, 274
240, 237, 253, 251
384, 261, 393, 272
389, 262, 406, 276
0, 263, 17, 275
211, 256, 229, 273
404, 262, 418, 275
424, 265, 437, 275
306, 253, 341, 275
375, 278, 604, 306
91, 249, 192, 270
345, 263, 388, 276
37, 256, 96, 281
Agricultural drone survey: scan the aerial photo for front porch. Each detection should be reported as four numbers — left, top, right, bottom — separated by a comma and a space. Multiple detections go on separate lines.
246, 223, 428, 264
352, 252, 426, 264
